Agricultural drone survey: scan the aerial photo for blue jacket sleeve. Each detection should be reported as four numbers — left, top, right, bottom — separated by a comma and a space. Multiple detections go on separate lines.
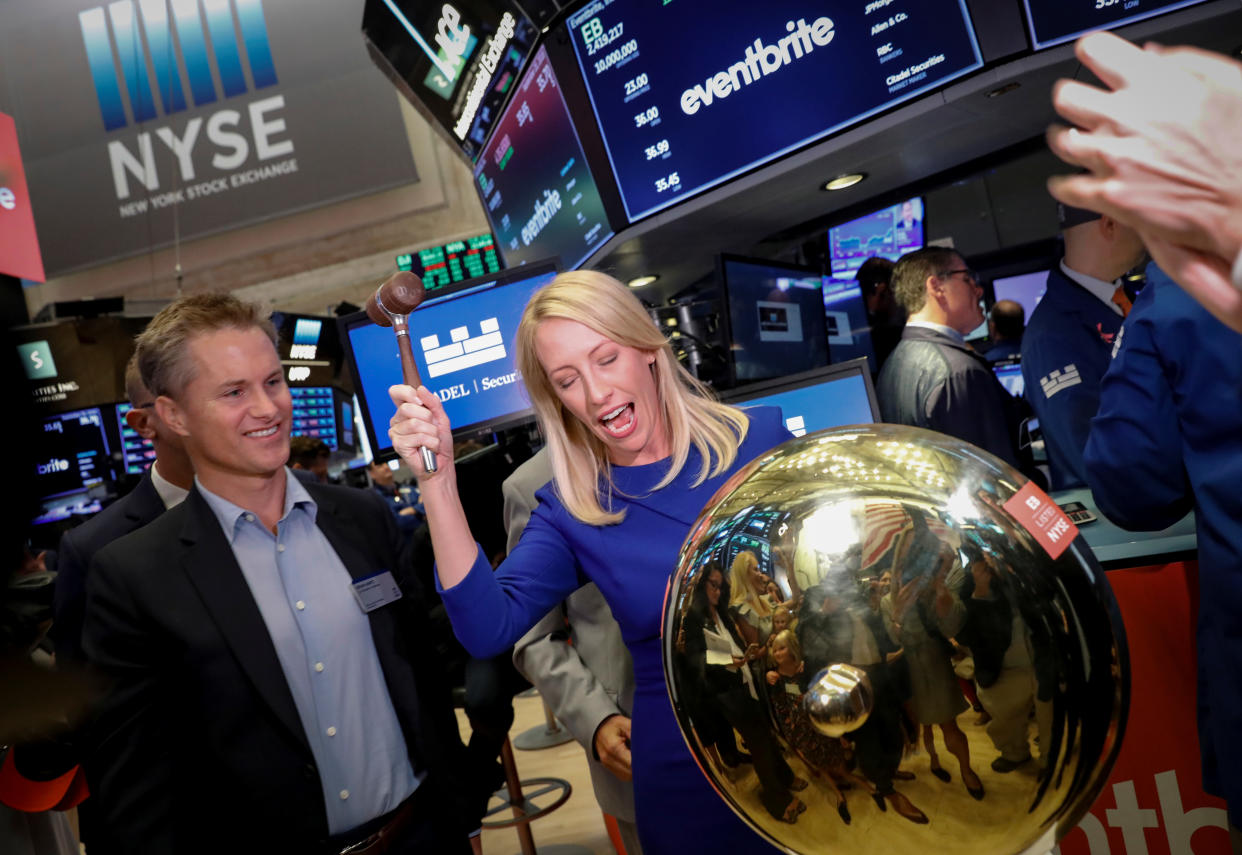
1083, 284, 1192, 530
438, 498, 583, 658
1022, 330, 1106, 490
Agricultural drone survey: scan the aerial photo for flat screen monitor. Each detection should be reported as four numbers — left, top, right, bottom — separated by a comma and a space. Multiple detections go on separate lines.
821, 276, 878, 369
720, 255, 830, 386
722, 359, 880, 437
290, 386, 340, 449
474, 44, 614, 270
828, 197, 925, 280
114, 402, 155, 476
34, 407, 113, 501
565, 2, 981, 222
339, 261, 558, 459
992, 269, 1049, 322
993, 360, 1024, 398
1022, 0, 1210, 50
361, 0, 538, 160
397, 233, 502, 290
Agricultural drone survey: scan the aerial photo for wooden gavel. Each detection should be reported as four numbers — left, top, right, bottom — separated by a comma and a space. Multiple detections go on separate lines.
366, 272, 437, 474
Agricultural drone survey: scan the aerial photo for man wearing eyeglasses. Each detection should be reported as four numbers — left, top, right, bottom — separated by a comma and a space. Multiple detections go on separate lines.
1021, 204, 1147, 490
878, 247, 1028, 471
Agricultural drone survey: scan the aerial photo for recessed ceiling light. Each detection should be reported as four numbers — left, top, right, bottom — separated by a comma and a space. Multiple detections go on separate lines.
628, 275, 659, 288
822, 173, 866, 191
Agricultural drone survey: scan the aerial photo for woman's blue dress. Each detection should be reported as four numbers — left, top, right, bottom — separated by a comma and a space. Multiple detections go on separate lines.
439, 408, 790, 854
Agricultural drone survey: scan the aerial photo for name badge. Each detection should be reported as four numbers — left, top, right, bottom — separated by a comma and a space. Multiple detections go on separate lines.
784, 681, 801, 697
350, 570, 403, 613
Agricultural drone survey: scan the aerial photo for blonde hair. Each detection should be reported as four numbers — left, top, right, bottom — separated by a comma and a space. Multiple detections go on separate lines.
514, 270, 749, 525
135, 293, 277, 400
728, 550, 774, 617
767, 628, 802, 668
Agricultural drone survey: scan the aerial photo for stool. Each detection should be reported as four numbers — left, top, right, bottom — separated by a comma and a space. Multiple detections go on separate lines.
513, 699, 575, 750
454, 687, 590, 855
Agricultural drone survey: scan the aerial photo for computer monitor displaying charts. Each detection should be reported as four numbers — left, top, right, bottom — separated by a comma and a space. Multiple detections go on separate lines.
339, 261, 558, 459
722, 359, 880, 437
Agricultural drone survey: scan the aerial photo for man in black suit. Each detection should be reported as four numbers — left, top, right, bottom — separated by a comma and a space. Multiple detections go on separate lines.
52, 355, 194, 667
83, 294, 472, 854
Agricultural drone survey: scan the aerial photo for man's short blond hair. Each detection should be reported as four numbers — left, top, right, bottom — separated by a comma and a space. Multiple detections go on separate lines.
135, 293, 277, 400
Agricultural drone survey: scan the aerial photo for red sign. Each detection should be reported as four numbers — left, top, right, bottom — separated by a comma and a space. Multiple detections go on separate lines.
0, 111, 44, 282
1003, 481, 1078, 559
1059, 561, 1229, 855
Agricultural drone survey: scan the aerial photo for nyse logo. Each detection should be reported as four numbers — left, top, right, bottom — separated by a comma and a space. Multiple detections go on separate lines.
18, 341, 57, 380
80, 0, 294, 202
79, 0, 278, 131
289, 318, 322, 360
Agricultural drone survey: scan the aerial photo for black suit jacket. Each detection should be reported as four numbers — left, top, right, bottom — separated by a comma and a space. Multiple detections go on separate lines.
82, 481, 470, 854
876, 325, 1026, 470
53, 471, 167, 667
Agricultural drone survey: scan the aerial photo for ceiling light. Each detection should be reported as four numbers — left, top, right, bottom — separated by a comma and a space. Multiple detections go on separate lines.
822, 173, 866, 191
628, 275, 659, 288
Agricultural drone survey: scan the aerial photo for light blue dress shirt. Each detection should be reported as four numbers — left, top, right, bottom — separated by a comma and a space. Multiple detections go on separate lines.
198, 471, 418, 834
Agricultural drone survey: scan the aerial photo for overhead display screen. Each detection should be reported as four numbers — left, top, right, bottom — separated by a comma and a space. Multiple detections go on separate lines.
567, 0, 982, 222
397, 233, 502, 289
829, 196, 924, 279
474, 45, 613, 269
362, 0, 538, 160
1023, 0, 1211, 50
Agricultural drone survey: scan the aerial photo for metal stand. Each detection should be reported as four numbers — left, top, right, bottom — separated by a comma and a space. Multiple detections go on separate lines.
481, 738, 592, 855
513, 700, 575, 750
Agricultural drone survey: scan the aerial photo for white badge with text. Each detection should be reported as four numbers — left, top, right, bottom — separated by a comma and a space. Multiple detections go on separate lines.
350, 570, 403, 613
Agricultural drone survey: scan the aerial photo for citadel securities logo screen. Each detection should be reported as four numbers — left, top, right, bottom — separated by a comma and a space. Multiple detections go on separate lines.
344, 265, 556, 455
567, 0, 983, 222
1, 0, 421, 275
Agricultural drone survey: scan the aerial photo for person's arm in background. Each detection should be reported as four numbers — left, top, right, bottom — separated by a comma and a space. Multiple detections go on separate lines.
1047, 32, 1242, 332
1083, 277, 1193, 530
504, 459, 633, 781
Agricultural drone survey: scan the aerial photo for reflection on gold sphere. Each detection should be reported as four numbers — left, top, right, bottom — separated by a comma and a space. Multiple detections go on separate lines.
805, 663, 873, 738
663, 424, 1127, 855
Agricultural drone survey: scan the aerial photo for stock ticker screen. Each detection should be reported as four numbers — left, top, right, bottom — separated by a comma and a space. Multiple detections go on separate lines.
566, 0, 982, 222
474, 45, 614, 269
396, 233, 502, 290
35, 407, 113, 500
1022, 0, 1211, 49
115, 402, 155, 475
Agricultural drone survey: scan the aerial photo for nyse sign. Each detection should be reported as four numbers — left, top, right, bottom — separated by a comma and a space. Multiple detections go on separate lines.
5, 0, 420, 275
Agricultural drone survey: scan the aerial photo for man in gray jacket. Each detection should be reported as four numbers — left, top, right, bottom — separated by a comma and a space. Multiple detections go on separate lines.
877, 247, 1026, 471
505, 449, 642, 855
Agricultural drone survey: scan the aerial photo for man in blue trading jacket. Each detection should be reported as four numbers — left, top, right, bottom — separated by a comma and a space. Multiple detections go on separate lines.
1021, 204, 1147, 489
1083, 264, 1242, 843
878, 247, 1027, 471
82, 294, 472, 854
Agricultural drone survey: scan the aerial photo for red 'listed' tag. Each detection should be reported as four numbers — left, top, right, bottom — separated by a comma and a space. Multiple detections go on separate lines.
1002, 482, 1079, 560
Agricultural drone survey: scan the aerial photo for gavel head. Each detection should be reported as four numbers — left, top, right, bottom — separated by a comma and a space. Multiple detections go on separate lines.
366, 272, 427, 327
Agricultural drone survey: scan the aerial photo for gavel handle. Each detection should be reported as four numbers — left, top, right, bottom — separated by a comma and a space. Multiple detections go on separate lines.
393, 315, 438, 474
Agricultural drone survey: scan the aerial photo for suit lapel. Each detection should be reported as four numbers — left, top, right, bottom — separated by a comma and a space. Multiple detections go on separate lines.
178, 489, 310, 754
123, 472, 169, 528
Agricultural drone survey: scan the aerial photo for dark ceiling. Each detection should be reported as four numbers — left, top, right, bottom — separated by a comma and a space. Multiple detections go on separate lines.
577, 1, 1242, 306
